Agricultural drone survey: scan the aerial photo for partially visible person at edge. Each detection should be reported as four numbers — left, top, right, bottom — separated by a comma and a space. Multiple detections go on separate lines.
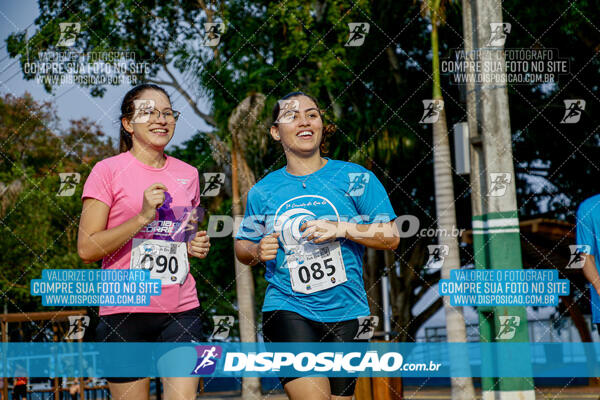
77, 84, 210, 400
12, 370, 26, 400
234, 92, 399, 400
576, 195, 600, 335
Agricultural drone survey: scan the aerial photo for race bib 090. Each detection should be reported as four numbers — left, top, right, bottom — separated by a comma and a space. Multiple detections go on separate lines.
130, 238, 189, 285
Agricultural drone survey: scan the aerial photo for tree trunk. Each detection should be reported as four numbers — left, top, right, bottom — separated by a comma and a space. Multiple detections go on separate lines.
390, 240, 429, 342
433, 105, 476, 400
231, 148, 261, 399
430, 11, 476, 399
228, 94, 267, 399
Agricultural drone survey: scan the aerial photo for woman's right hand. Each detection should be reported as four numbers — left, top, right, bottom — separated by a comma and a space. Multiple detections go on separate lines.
257, 232, 280, 261
139, 183, 168, 223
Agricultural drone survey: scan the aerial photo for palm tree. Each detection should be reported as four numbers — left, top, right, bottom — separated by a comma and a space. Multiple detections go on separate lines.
228, 93, 267, 399
422, 0, 476, 398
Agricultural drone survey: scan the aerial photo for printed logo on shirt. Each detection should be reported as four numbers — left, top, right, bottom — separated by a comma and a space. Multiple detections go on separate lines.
273, 195, 348, 294
153, 192, 181, 239
192, 345, 222, 375
346, 173, 370, 197
138, 203, 201, 242
141, 220, 182, 235
177, 178, 191, 185
274, 195, 340, 252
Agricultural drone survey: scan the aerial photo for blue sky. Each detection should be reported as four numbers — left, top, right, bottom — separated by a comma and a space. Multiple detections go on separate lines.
0, 0, 212, 150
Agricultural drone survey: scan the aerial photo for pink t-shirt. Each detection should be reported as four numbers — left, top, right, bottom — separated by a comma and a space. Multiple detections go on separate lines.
82, 151, 201, 316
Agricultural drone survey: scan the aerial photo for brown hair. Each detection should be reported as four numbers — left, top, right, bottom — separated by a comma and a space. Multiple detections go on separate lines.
271, 91, 336, 154
118, 84, 172, 153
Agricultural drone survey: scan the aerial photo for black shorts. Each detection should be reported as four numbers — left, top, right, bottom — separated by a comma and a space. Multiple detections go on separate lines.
262, 310, 365, 397
96, 307, 204, 383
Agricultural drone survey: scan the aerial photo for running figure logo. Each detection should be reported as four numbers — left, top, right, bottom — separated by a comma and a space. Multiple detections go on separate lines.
57, 22, 81, 47
354, 316, 379, 340
345, 23, 370, 47
191, 345, 222, 375
203, 23, 225, 47
487, 23, 511, 47
420, 100, 444, 124
277, 99, 300, 124
425, 245, 449, 269
132, 99, 155, 123
210, 316, 234, 341
346, 173, 370, 197
487, 173, 511, 197
496, 315, 520, 340
561, 99, 586, 124
65, 316, 90, 340
202, 173, 225, 196
566, 245, 590, 269
57, 173, 81, 196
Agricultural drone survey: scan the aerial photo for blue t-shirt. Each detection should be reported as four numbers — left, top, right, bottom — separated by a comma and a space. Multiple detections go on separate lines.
236, 159, 397, 322
576, 194, 600, 323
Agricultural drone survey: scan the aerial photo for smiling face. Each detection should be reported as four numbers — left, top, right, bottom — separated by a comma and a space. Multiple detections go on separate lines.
122, 89, 176, 151
270, 95, 324, 157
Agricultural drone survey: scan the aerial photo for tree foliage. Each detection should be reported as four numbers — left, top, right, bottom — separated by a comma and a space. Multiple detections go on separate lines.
0, 93, 115, 312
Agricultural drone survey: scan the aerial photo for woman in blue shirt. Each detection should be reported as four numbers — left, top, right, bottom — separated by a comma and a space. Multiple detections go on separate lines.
235, 92, 399, 400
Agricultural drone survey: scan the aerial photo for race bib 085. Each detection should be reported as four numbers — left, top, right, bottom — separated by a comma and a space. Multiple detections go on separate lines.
286, 241, 347, 294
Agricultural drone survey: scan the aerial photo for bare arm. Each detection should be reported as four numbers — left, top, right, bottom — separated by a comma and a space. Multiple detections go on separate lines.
582, 253, 600, 296
77, 183, 167, 263
234, 240, 260, 266
344, 221, 400, 250
301, 220, 400, 250
77, 198, 152, 262
234, 233, 280, 266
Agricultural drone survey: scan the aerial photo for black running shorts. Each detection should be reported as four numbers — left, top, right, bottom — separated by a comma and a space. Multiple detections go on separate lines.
96, 307, 204, 383
262, 310, 365, 397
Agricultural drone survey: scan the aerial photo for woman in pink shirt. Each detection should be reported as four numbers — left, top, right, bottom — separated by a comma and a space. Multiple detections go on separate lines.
77, 84, 210, 400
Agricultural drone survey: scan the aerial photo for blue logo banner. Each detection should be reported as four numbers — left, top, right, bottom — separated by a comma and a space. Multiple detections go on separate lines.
2, 342, 600, 378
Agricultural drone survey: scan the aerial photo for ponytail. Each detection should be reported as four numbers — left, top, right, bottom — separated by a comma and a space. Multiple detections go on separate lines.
119, 125, 133, 153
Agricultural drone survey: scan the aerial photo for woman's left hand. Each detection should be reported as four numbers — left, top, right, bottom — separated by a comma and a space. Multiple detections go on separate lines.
300, 220, 347, 244
188, 231, 211, 258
